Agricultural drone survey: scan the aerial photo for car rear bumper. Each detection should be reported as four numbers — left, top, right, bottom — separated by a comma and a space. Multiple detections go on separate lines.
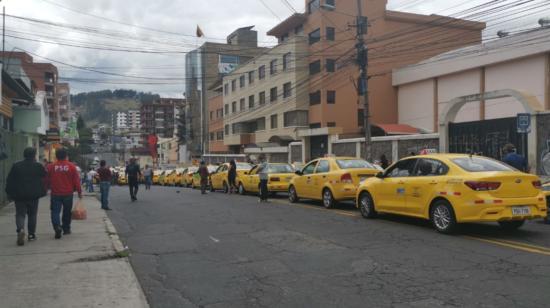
332, 184, 359, 201
267, 183, 290, 192
456, 196, 547, 222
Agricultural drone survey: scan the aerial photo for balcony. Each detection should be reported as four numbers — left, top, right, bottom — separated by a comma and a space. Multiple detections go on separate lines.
224, 133, 255, 146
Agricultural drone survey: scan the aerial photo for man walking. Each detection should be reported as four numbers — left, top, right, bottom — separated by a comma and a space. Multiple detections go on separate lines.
258, 155, 269, 203
198, 161, 209, 194
143, 164, 153, 190
5, 147, 47, 246
125, 158, 141, 201
47, 148, 82, 239
502, 144, 528, 172
97, 160, 112, 210
86, 168, 97, 192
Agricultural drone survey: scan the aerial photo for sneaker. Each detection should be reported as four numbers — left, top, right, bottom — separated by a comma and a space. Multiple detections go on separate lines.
28, 234, 36, 241
17, 232, 25, 246
54, 226, 62, 239
63, 229, 71, 235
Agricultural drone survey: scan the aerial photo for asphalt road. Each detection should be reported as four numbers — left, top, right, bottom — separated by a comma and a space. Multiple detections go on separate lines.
107, 185, 550, 308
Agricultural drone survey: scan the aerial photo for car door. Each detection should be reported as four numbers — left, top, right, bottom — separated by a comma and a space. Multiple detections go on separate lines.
211, 165, 225, 189
294, 160, 318, 199
405, 158, 449, 217
376, 158, 418, 214
311, 159, 331, 200
246, 166, 259, 192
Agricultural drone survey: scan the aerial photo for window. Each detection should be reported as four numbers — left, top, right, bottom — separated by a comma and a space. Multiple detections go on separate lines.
270, 87, 278, 102
281, 33, 289, 42
259, 65, 266, 79
414, 159, 449, 176
309, 28, 321, 45
302, 161, 318, 175
358, 109, 364, 127
386, 159, 418, 178
284, 110, 308, 127
231, 79, 236, 91
248, 71, 255, 84
240, 98, 245, 111
327, 122, 336, 127
326, 59, 336, 72
308, 0, 320, 14
452, 157, 514, 172
210, 111, 213, 120
224, 104, 229, 115
217, 131, 223, 140
283, 53, 291, 71
309, 123, 321, 129
271, 114, 278, 129
326, 0, 335, 6
246, 95, 254, 109
259, 91, 266, 105
283, 82, 292, 98
316, 160, 330, 173
309, 60, 321, 75
224, 83, 229, 95
327, 90, 336, 104
239, 75, 245, 88
309, 90, 321, 105
232, 101, 237, 113
257, 117, 266, 131
295, 24, 304, 35
225, 125, 229, 135
210, 133, 215, 141
326, 27, 335, 41
270, 59, 278, 75
336, 159, 376, 170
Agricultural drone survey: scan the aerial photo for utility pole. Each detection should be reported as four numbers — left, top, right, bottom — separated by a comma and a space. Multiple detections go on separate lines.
2, 1, 5, 65
355, 0, 372, 162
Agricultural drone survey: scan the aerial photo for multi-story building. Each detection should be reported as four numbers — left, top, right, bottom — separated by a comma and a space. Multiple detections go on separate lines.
184, 26, 267, 156
140, 98, 185, 139
112, 111, 128, 132
127, 110, 141, 130
207, 85, 228, 153
56, 83, 70, 132
220, 0, 485, 160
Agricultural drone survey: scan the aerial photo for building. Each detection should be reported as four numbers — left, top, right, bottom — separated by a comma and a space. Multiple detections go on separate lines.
140, 98, 185, 139
252, 0, 485, 161
184, 26, 268, 156
158, 137, 179, 165
113, 111, 128, 132
127, 110, 141, 130
207, 84, 228, 153
56, 83, 70, 135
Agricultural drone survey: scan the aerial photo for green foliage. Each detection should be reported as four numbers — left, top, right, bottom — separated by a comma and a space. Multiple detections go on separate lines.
76, 115, 85, 130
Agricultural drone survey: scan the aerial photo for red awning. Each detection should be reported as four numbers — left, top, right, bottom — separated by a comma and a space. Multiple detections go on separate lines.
375, 124, 419, 135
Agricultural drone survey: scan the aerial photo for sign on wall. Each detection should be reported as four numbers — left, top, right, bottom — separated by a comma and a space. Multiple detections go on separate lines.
218, 54, 240, 75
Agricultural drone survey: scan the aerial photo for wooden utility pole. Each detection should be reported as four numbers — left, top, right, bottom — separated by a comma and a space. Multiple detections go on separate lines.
356, 0, 372, 162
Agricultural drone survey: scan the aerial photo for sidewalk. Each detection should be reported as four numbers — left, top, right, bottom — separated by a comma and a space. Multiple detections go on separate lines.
0, 195, 149, 308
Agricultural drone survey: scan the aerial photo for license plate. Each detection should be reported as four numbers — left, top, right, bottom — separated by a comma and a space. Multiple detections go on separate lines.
512, 206, 530, 216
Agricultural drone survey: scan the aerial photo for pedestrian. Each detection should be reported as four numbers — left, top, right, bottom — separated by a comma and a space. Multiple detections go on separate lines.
47, 148, 82, 239
198, 161, 209, 194
97, 160, 112, 210
86, 168, 97, 193
227, 159, 238, 194
125, 158, 142, 201
5, 147, 47, 246
502, 143, 528, 172
143, 164, 153, 190
258, 155, 269, 203
380, 154, 389, 170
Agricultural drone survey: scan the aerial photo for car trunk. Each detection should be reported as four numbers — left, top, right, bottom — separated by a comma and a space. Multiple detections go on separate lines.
470, 172, 540, 198
346, 168, 378, 185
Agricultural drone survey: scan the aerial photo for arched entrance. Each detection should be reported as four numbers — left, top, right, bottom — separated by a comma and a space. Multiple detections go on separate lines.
439, 89, 544, 171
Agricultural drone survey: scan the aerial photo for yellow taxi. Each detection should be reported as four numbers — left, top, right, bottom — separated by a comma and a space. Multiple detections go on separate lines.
158, 170, 169, 186
173, 168, 185, 187
543, 182, 550, 223
289, 157, 380, 208
152, 170, 163, 185
118, 173, 127, 185
356, 154, 547, 233
210, 162, 252, 193
191, 165, 218, 188
237, 163, 295, 195
183, 167, 198, 187
164, 170, 177, 186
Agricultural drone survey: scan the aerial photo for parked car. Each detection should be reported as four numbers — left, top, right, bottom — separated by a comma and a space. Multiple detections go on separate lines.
356, 154, 547, 233
191, 165, 218, 189
174, 168, 186, 187
164, 170, 177, 186
184, 167, 198, 187
237, 163, 295, 195
210, 162, 252, 193
152, 170, 163, 185
288, 157, 379, 208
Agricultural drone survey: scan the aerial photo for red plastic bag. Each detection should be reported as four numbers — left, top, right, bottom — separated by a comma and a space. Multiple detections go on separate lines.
72, 200, 87, 220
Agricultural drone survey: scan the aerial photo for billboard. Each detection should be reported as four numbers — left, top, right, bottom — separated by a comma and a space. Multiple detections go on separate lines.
218, 54, 240, 75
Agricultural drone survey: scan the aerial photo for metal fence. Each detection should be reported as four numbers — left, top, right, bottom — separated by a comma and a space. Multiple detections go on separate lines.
0, 130, 29, 207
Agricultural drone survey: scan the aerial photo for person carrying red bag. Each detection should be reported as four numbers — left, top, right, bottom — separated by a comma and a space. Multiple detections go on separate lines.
46, 148, 82, 239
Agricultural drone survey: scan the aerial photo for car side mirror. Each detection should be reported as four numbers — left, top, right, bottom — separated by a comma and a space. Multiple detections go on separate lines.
295, 170, 303, 176
244, 171, 249, 175
375, 172, 385, 179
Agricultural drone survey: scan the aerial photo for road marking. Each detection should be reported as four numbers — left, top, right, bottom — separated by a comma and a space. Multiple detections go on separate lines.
463, 236, 550, 256
209, 236, 220, 243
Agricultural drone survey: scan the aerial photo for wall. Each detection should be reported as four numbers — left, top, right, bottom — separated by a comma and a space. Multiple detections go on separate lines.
438, 69, 482, 123
290, 144, 302, 163
0, 129, 29, 207
537, 112, 550, 175
398, 79, 434, 132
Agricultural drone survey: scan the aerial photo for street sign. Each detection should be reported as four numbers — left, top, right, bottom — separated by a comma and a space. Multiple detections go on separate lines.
517, 113, 531, 133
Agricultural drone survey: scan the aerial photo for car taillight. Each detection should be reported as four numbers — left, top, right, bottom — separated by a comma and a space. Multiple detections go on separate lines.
341, 173, 353, 184
532, 180, 542, 189
270, 177, 280, 182
464, 181, 501, 191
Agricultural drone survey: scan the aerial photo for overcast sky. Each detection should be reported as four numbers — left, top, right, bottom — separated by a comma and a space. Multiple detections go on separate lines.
5, 0, 549, 97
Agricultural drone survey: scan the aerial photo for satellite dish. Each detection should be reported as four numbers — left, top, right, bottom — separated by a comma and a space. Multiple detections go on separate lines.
497, 30, 509, 38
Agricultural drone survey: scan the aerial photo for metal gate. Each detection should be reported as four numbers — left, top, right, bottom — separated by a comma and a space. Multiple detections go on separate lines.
310, 135, 328, 160
449, 117, 527, 162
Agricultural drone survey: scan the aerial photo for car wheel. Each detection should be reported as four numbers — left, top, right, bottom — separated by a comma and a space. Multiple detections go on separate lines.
223, 182, 229, 194
358, 192, 377, 218
498, 220, 525, 230
430, 200, 457, 234
322, 188, 336, 209
238, 183, 246, 195
289, 185, 299, 203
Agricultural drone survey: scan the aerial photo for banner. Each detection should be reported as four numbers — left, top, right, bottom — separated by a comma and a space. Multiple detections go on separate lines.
218, 54, 240, 75
148, 134, 158, 160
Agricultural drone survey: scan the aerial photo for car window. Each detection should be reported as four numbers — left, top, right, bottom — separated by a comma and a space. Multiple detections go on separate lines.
315, 160, 330, 173
237, 163, 252, 170
249, 166, 259, 175
386, 159, 418, 178
302, 161, 318, 175
414, 159, 449, 176
215, 165, 224, 173
267, 164, 294, 173
336, 159, 375, 169
452, 157, 514, 172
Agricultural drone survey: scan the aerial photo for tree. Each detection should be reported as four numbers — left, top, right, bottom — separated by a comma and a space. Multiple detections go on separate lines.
76, 115, 85, 130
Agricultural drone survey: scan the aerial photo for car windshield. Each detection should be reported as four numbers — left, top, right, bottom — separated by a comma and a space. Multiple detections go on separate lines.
207, 166, 217, 172
188, 167, 198, 173
336, 159, 375, 169
267, 164, 294, 173
452, 157, 515, 172
236, 163, 252, 170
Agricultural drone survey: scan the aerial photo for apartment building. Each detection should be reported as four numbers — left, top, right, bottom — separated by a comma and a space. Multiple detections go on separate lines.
184, 26, 267, 156
140, 98, 185, 139
57, 83, 70, 124
127, 110, 141, 130
113, 111, 128, 131
207, 86, 228, 153
223, 35, 309, 153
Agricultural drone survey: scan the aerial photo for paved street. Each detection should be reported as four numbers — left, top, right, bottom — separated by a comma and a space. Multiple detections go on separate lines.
106, 185, 550, 308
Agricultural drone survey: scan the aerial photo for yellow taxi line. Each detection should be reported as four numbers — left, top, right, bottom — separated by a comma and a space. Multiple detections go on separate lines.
462, 236, 550, 256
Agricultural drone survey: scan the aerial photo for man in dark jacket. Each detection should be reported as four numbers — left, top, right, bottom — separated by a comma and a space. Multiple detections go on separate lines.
198, 161, 209, 194
125, 158, 141, 201
5, 147, 47, 246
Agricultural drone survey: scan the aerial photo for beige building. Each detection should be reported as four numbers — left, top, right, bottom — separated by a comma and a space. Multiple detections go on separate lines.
222, 36, 309, 153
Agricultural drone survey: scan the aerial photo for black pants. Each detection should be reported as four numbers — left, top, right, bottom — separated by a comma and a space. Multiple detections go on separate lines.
15, 200, 39, 234
129, 178, 139, 199
200, 178, 207, 194
259, 179, 269, 201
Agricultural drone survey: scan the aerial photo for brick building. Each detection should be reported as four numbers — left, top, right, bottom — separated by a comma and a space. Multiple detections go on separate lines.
140, 98, 186, 139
